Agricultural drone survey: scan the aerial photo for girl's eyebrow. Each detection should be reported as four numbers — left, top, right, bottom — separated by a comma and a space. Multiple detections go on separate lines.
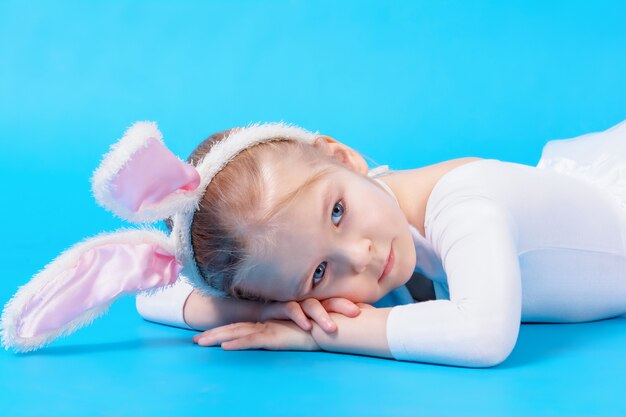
293, 183, 333, 299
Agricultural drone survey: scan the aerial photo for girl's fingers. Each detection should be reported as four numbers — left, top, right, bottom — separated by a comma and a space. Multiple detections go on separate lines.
194, 322, 261, 347
193, 320, 320, 352
259, 301, 312, 331
221, 333, 267, 351
300, 298, 336, 333
321, 298, 361, 317
281, 301, 313, 331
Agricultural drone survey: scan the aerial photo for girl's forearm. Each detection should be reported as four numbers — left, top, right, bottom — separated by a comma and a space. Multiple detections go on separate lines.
309, 307, 394, 359
183, 290, 263, 330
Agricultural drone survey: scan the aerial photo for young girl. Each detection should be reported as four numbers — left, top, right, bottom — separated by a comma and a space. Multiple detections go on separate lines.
3, 120, 625, 368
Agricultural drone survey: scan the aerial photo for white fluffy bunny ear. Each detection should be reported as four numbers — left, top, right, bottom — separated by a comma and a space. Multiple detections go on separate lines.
91, 121, 202, 223
1, 228, 182, 353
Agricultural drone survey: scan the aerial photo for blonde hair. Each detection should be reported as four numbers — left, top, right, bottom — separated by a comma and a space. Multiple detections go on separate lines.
165, 128, 345, 301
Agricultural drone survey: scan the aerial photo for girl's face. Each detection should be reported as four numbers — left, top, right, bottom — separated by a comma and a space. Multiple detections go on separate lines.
243, 154, 417, 304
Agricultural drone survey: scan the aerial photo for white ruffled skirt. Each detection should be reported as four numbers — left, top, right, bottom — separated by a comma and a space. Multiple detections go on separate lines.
537, 119, 626, 210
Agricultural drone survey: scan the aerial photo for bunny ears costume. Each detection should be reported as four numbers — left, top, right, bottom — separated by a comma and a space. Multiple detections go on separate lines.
1, 121, 318, 352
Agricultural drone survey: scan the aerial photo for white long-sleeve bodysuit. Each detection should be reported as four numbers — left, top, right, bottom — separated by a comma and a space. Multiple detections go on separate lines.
136, 120, 626, 368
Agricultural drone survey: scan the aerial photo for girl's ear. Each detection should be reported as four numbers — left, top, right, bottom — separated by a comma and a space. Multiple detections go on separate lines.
0, 228, 183, 352
313, 135, 369, 175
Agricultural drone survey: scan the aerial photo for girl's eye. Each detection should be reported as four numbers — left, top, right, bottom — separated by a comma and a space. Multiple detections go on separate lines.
312, 261, 327, 288
331, 200, 345, 226
312, 200, 346, 288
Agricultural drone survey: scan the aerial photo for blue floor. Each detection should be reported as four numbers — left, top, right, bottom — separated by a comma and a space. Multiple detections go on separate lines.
1, 299, 625, 416
1, 1, 626, 416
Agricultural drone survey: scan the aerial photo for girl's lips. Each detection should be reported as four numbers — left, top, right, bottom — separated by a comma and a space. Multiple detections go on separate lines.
379, 244, 395, 282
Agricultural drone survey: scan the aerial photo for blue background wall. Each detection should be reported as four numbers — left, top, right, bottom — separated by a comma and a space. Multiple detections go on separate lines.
1, 1, 625, 416
2, 0, 625, 251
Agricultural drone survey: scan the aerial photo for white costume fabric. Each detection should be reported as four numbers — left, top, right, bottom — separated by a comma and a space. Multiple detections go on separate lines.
136, 120, 626, 368
136, 276, 194, 329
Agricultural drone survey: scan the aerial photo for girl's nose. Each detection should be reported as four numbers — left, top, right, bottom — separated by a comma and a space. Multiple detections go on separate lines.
337, 238, 372, 274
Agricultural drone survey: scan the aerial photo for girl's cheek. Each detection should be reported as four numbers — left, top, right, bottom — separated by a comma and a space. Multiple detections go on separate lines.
317, 284, 344, 301
331, 282, 370, 303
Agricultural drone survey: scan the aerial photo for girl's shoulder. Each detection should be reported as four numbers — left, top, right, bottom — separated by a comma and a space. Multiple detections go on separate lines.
384, 157, 486, 237
425, 157, 502, 208
430, 157, 485, 175
419, 156, 487, 203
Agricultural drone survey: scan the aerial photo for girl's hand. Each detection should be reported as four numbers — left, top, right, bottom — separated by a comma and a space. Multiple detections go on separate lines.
258, 297, 361, 333
192, 320, 320, 351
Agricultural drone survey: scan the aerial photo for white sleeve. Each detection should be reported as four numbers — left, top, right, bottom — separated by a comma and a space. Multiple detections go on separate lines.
386, 197, 522, 368
135, 279, 195, 330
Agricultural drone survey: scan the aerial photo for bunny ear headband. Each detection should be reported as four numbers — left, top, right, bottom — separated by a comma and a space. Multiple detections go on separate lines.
1, 121, 318, 352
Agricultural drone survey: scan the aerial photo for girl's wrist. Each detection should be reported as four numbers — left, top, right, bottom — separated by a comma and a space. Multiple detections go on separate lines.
222, 297, 265, 325
183, 292, 265, 330
309, 309, 394, 358
249, 301, 265, 322
308, 312, 340, 351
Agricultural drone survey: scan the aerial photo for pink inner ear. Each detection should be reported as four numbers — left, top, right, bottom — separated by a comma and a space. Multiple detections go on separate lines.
111, 137, 201, 212
16, 243, 182, 339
